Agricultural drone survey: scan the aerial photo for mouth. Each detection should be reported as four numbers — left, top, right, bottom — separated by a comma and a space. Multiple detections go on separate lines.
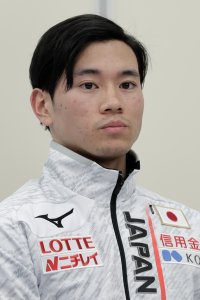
100, 120, 128, 133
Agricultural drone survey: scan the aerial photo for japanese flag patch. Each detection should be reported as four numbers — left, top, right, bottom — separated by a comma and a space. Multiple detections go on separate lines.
154, 205, 190, 229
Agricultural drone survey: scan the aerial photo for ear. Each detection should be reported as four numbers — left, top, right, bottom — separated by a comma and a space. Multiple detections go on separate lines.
30, 88, 53, 127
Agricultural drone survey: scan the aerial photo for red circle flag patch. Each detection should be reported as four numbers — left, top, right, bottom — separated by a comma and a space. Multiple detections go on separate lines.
154, 205, 190, 228
166, 211, 178, 222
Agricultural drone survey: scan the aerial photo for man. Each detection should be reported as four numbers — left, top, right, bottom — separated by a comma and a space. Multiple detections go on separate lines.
0, 14, 199, 300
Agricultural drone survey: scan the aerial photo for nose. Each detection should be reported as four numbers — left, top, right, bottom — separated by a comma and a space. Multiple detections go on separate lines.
100, 86, 123, 114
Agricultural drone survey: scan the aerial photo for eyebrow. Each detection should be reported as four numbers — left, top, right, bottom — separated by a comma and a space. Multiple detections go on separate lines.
74, 68, 140, 78
120, 69, 140, 77
74, 69, 100, 76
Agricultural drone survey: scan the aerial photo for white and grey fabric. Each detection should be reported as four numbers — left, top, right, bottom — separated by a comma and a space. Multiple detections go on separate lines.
0, 141, 200, 299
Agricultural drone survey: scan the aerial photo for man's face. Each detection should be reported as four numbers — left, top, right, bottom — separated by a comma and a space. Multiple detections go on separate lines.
47, 40, 144, 161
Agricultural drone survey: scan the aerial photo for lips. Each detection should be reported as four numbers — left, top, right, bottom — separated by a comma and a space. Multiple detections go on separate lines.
99, 120, 128, 134
101, 120, 127, 129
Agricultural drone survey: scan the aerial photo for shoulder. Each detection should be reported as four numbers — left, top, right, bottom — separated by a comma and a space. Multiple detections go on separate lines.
0, 179, 42, 220
135, 185, 200, 222
0, 179, 46, 251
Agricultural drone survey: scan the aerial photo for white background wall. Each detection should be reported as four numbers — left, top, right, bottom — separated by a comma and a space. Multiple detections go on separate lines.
0, 0, 199, 210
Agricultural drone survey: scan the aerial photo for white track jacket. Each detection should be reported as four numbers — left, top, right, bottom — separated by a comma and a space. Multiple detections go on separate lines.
0, 141, 200, 299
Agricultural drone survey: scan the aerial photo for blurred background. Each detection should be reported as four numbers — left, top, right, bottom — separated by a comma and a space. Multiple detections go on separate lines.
0, 0, 199, 209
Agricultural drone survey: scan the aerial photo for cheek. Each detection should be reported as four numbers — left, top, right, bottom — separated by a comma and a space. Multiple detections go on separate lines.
69, 99, 94, 122
130, 96, 144, 117
67, 98, 87, 115
66, 102, 92, 133
139, 101, 144, 117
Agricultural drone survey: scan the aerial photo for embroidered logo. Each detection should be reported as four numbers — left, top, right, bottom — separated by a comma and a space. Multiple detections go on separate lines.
158, 233, 200, 268
35, 208, 74, 228
124, 211, 157, 294
38, 235, 103, 273
160, 233, 200, 250
162, 250, 183, 262
154, 205, 190, 228
160, 248, 200, 268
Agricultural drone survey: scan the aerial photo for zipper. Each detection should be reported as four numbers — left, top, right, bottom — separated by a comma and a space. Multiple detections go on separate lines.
110, 173, 130, 300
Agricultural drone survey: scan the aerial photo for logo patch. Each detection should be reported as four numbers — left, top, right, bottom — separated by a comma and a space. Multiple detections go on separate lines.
35, 208, 74, 228
17, 200, 94, 237
154, 205, 190, 228
160, 248, 200, 268
123, 211, 157, 294
160, 233, 200, 250
162, 250, 182, 262
38, 235, 103, 274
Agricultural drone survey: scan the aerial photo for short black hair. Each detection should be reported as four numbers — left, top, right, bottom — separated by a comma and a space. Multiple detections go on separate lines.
29, 14, 148, 99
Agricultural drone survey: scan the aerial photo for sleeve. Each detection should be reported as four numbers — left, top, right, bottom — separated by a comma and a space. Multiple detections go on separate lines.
0, 214, 40, 299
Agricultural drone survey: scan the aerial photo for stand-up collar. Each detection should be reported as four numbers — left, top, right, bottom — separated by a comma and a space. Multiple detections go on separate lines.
40, 141, 139, 206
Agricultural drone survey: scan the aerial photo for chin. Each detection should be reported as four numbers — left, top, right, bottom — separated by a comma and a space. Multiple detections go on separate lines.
92, 145, 131, 160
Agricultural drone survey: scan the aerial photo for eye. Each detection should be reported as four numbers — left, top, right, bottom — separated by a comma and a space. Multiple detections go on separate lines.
80, 82, 98, 90
119, 82, 136, 90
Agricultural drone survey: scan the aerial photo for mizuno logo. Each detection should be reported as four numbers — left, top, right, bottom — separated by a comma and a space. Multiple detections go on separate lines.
35, 208, 74, 228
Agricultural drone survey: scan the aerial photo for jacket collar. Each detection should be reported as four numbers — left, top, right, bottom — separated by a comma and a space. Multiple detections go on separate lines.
50, 141, 140, 174
40, 141, 139, 206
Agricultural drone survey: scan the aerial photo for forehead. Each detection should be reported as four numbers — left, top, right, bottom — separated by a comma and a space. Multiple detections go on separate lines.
74, 40, 139, 72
